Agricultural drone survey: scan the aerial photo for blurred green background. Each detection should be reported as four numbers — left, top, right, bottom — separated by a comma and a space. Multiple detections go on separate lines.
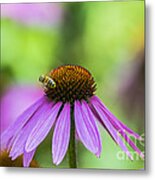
1, 1, 144, 169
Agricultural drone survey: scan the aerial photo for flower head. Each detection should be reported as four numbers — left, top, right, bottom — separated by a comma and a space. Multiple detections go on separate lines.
1, 65, 144, 167
0, 150, 39, 167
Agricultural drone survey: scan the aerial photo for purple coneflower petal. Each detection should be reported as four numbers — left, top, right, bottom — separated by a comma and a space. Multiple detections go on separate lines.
82, 100, 102, 157
102, 109, 144, 159
91, 96, 141, 140
74, 100, 101, 156
89, 103, 117, 143
117, 120, 142, 140
120, 132, 144, 159
9, 101, 53, 159
75, 130, 80, 141
25, 102, 62, 152
91, 97, 133, 160
52, 103, 70, 165
91, 95, 144, 159
23, 149, 36, 167
1, 97, 45, 149
0, 85, 42, 133
9, 130, 27, 160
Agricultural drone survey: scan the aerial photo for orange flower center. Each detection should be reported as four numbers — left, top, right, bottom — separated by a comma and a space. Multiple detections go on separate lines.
44, 65, 96, 103
0, 151, 39, 167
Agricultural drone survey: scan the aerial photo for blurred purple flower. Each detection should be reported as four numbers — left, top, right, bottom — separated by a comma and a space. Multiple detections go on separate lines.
1, 3, 63, 27
0, 85, 43, 133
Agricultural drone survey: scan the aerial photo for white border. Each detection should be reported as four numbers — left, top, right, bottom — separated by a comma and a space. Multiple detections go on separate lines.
1, 0, 155, 180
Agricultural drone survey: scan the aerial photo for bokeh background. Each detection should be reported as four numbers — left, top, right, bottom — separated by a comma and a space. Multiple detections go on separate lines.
0, 1, 144, 169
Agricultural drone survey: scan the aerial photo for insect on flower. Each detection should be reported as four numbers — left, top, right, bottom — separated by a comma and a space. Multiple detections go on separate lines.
1, 65, 144, 167
39, 74, 56, 90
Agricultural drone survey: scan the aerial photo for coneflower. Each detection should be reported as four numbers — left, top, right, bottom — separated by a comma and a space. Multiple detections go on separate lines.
1, 65, 144, 168
0, 150, 39, 167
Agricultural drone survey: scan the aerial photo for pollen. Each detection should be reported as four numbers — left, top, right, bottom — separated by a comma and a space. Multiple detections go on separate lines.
44, 65, 96, 103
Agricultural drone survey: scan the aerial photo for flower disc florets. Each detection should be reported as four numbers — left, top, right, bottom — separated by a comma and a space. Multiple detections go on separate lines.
45, 65, 96, 103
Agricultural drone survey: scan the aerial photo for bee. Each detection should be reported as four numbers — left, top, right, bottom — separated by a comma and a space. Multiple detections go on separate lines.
39, 75, 56, 89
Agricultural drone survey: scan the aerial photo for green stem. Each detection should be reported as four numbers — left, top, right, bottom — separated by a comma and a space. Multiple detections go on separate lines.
69, 105, 77, 168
